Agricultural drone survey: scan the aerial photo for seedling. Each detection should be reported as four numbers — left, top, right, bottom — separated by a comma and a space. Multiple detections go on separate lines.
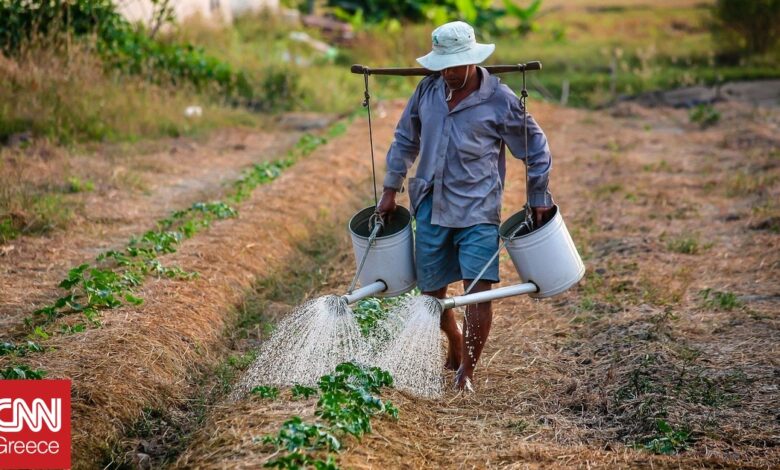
67, 177, 95, 193
291, 384, 318, 400
24, 119, 333, 337
699, 288, 743, 311
637, 419, 693, 455
264, 451, 338, 470
1, 364, 47, 379
666, 235, 703, 255
27, 199, 237, 332
0, 341, 43, 356
689, 104, 720, 128
251, 386, 280, 400
230, 160, 294, 203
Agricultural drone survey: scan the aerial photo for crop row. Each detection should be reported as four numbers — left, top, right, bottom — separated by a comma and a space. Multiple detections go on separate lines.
1, 121, 348, 378
253, 362, 397, 469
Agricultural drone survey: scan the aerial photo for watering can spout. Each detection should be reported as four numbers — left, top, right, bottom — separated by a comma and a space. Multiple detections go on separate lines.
341, 280, 387, 305
437, 282, 539, 311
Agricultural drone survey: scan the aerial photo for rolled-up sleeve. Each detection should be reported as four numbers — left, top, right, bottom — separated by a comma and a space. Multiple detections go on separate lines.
383, 84, 422, 191
499, 98, 554, 207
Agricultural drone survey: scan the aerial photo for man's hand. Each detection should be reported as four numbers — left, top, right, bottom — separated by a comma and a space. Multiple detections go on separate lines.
376, 188, 397, 217
531, 206, 554, 228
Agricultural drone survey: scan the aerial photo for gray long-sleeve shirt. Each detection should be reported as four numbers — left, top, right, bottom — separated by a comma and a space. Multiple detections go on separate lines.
383, 67, 553, 228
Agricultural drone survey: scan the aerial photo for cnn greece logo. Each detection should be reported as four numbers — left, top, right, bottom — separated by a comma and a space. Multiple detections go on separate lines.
0, 380, 71, 470
0, 397, 62, 433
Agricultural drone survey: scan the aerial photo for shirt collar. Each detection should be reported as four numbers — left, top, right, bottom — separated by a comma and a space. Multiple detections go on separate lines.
437, 66, 498, 113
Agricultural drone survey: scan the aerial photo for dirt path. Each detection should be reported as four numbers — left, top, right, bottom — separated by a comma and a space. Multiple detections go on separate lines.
174, 100, 779, 468
0, 128, 302, 334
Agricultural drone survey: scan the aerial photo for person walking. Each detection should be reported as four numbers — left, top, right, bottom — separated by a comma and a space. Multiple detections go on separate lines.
376, 21, 555, 391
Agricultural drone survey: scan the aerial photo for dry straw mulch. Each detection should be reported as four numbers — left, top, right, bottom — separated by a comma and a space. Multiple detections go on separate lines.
175, 101, 779, 468
0, 127, 299, 333
0, 103, 402, 468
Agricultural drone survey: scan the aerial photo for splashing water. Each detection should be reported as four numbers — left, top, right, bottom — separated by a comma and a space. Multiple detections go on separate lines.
235, 295, 367, 397
372, 295, 444, 398
236, 293, 446, 400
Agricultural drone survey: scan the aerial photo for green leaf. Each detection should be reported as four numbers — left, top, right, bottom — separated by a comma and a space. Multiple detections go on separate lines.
125, 293, 144, 305
656, 419, 672, 433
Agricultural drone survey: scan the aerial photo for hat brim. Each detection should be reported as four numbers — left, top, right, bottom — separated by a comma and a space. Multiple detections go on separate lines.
416, 43, 495, 71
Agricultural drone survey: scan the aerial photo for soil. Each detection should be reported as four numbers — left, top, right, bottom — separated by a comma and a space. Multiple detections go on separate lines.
176, 100, 779, 468
1, 96, 778, 469
0, 127, 302, 334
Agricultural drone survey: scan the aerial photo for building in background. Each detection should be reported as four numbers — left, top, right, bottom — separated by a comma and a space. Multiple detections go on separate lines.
115, 0, 279, 26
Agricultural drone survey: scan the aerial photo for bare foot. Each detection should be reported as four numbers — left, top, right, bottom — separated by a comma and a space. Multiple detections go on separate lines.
445, 342, 462, 371
454, 367, 474, 393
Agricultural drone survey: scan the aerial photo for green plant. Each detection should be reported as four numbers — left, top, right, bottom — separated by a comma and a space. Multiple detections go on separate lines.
59, 323, 87, 335
711, 0, 780, 55
0, 341, 43, 356
502, 0, 543, 35
1, 364, 47, 379
638, 419, 693, 455
699, 288, 743, 311
264, 450, 338, 469
689, 104, 721, 128
352, 298, 387, 337
28, 199, 236, 330
263, 362, 397, 469
0, 217, 16, 243
230, 159, 294, 203
666, 235, 703, 255
291, 384, 318, 399
67, 177, 95, 193
327, 0, 541, 35
615, 355, 661, 403
0, 0, 253, 100
251, 385, 280, 400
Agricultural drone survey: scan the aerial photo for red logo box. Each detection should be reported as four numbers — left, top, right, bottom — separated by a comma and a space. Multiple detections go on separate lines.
0, 380, 71, 470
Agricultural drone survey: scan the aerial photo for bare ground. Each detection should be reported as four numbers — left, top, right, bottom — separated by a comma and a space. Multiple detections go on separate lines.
0, 105, 397, 468
0, 128, 302, 334
173, 100, 779, 468
1, 97, 777, 468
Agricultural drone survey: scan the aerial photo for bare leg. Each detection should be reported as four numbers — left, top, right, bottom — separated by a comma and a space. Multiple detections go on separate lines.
424, 286, 462, 371
455, 280, 493, 390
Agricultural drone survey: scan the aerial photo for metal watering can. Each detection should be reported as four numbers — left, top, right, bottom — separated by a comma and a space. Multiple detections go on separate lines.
341, 202, 584, 309
342, 205, 416, 304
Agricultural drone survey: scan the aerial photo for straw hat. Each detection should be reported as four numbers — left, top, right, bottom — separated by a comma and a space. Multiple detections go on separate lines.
416, 21, 495, 71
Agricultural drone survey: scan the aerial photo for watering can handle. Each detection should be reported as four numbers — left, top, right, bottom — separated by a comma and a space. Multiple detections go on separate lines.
347, 218, 384, 294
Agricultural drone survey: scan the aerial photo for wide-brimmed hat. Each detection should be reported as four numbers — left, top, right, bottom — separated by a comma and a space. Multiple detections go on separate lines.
416, 21, 495, 71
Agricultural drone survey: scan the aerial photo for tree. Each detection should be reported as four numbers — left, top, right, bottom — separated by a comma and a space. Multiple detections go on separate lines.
711, 0, 780, 54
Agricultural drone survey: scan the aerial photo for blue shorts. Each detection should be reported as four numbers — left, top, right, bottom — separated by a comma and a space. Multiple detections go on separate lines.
415, 194, 500, 292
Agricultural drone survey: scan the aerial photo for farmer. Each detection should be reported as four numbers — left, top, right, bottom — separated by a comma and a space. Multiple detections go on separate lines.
377, 21, 554, 392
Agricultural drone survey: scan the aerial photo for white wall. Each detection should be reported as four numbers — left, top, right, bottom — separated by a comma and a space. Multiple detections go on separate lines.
115, 0, 279, 26
230, 0, 279, 16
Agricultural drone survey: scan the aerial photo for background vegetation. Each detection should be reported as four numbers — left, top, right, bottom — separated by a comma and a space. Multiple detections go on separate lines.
1, 0, 778, 242
2, 0, 778, 145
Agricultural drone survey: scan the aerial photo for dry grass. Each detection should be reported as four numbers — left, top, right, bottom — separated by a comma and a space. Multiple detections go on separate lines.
171, 100, 779, 468
0, 127, 300, 332
0, 39, 255, 145
0, 103, 400, 468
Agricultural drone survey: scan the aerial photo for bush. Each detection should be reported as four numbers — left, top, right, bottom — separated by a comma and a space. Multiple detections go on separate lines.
327, 0, 542, 35
689, 104, 720, 128
711, 0, 780, 55
0, 0, 252, 100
